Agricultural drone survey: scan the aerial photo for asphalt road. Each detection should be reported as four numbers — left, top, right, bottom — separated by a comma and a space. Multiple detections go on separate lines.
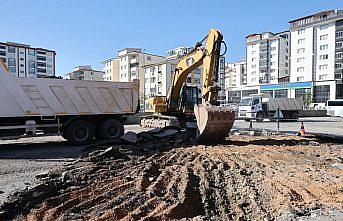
233, 116, 343, 137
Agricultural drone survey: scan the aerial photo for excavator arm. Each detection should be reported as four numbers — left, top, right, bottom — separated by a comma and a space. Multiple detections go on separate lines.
167, 29, 223, 110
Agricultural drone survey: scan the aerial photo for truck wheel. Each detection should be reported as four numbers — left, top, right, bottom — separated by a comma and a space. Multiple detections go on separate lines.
256, 112, 264, 122
98, 119, 124, 140
65, 120, 95, 145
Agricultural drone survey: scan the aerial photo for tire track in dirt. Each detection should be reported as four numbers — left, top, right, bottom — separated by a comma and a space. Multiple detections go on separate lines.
3, 134, 342, 221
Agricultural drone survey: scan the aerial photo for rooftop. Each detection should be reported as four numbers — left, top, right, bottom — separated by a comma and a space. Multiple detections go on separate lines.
0, 41, 56, 53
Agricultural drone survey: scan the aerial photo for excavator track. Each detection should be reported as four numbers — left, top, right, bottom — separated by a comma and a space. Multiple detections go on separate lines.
140, 114, 180, 128
194, 104, 235, 144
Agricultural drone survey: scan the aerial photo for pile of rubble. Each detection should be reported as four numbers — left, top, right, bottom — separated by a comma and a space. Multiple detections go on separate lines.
1, 128, 342, 221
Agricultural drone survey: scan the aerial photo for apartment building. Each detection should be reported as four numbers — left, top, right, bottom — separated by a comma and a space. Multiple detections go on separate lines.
117, 48, 165, 108
66, 66, 104, 81
289, 9, 343, 106
225, 59, 247, 103
0, 42, 55, 78
102, 58, 119, 81
246, 31, 290, 87
143, 59, 177, 99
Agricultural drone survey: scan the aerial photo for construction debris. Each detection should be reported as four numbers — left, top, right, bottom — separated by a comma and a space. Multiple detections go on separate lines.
0, 129, 342, 221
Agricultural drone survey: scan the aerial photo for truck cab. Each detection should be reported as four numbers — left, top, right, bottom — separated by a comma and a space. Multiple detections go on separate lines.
238, 95, 264, 121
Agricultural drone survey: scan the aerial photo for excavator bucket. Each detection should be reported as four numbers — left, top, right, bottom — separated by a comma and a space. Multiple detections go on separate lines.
194, 104, 235, 144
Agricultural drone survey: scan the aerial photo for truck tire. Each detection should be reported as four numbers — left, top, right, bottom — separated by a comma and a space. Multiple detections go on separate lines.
98, 119, 124, 140
256, 112, 264, 122
65, 120, 95, 145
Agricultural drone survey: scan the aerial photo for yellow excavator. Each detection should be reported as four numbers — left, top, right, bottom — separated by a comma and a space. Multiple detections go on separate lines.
140, 29, 235, 143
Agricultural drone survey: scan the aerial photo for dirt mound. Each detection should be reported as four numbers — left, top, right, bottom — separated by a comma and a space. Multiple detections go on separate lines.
1, 132, 343, 220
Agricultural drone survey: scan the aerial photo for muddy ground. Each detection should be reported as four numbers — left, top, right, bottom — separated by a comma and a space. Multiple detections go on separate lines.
1, 129, 342, 221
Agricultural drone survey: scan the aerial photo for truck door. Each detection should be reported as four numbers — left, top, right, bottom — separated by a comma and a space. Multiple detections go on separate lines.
252, 97, 261, 113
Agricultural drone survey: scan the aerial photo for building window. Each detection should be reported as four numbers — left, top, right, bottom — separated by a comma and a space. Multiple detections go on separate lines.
336, 41, 343, 49
37, 56, 46, 61
319, 74, 328, 80
313, 85, 330, 103
147, 56, 151, 61
28, 49, 35, 56
274, 89, 288, 98
37, 51, 46, 55
0, 51, 6, 56
336, 31, 343, 38
37, 68, 46, 73
297, 48, 305, 54
336, 84, 343, 99
336, 63, 342, 69
298, 29, 305, 35
298, 38, 305, 44
297, 57, 305, 63
319, 64, 328, 70
297, 76, 304, 81
37, 62, 46, 67
271, 47, 276, 51
319, 24, 329, 30
8, 58, 15, 67
242, 89, 258, 97
319, 34, 328, 40
319, 44, 328, 50
297, 67, 305, 72
319, 54, 328, 60
336, 52, 343, 59
8, 46, 15, 53
251, 64, 256, 68
295, 88, 310, 102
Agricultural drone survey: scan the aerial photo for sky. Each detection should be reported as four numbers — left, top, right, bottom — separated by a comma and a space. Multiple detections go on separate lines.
0, 0, 342, 76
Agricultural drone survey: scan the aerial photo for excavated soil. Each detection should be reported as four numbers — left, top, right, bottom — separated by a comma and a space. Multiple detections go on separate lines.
2, 131, 343, 221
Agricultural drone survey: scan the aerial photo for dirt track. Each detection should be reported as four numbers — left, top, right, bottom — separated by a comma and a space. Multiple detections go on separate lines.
2, 131, 343, 221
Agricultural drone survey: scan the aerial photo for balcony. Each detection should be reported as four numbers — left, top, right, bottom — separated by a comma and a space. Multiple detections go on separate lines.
130, 58, 138, 64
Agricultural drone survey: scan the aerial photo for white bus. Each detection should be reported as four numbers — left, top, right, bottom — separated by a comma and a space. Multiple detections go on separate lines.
326, 99, 343, 117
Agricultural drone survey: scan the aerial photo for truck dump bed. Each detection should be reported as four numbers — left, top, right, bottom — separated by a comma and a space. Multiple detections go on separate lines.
0, 62, 139, 118
267, 98, 303, 111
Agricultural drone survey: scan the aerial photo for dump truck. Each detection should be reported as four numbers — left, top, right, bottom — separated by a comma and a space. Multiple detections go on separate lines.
238, 94, 303, 122
0, 61, 139, 145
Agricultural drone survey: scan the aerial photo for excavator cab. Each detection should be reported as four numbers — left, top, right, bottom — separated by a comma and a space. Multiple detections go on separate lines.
178, 85, 200, 114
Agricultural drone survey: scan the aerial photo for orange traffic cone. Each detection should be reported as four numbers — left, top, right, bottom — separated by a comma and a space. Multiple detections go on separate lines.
299, 121, 306, 136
